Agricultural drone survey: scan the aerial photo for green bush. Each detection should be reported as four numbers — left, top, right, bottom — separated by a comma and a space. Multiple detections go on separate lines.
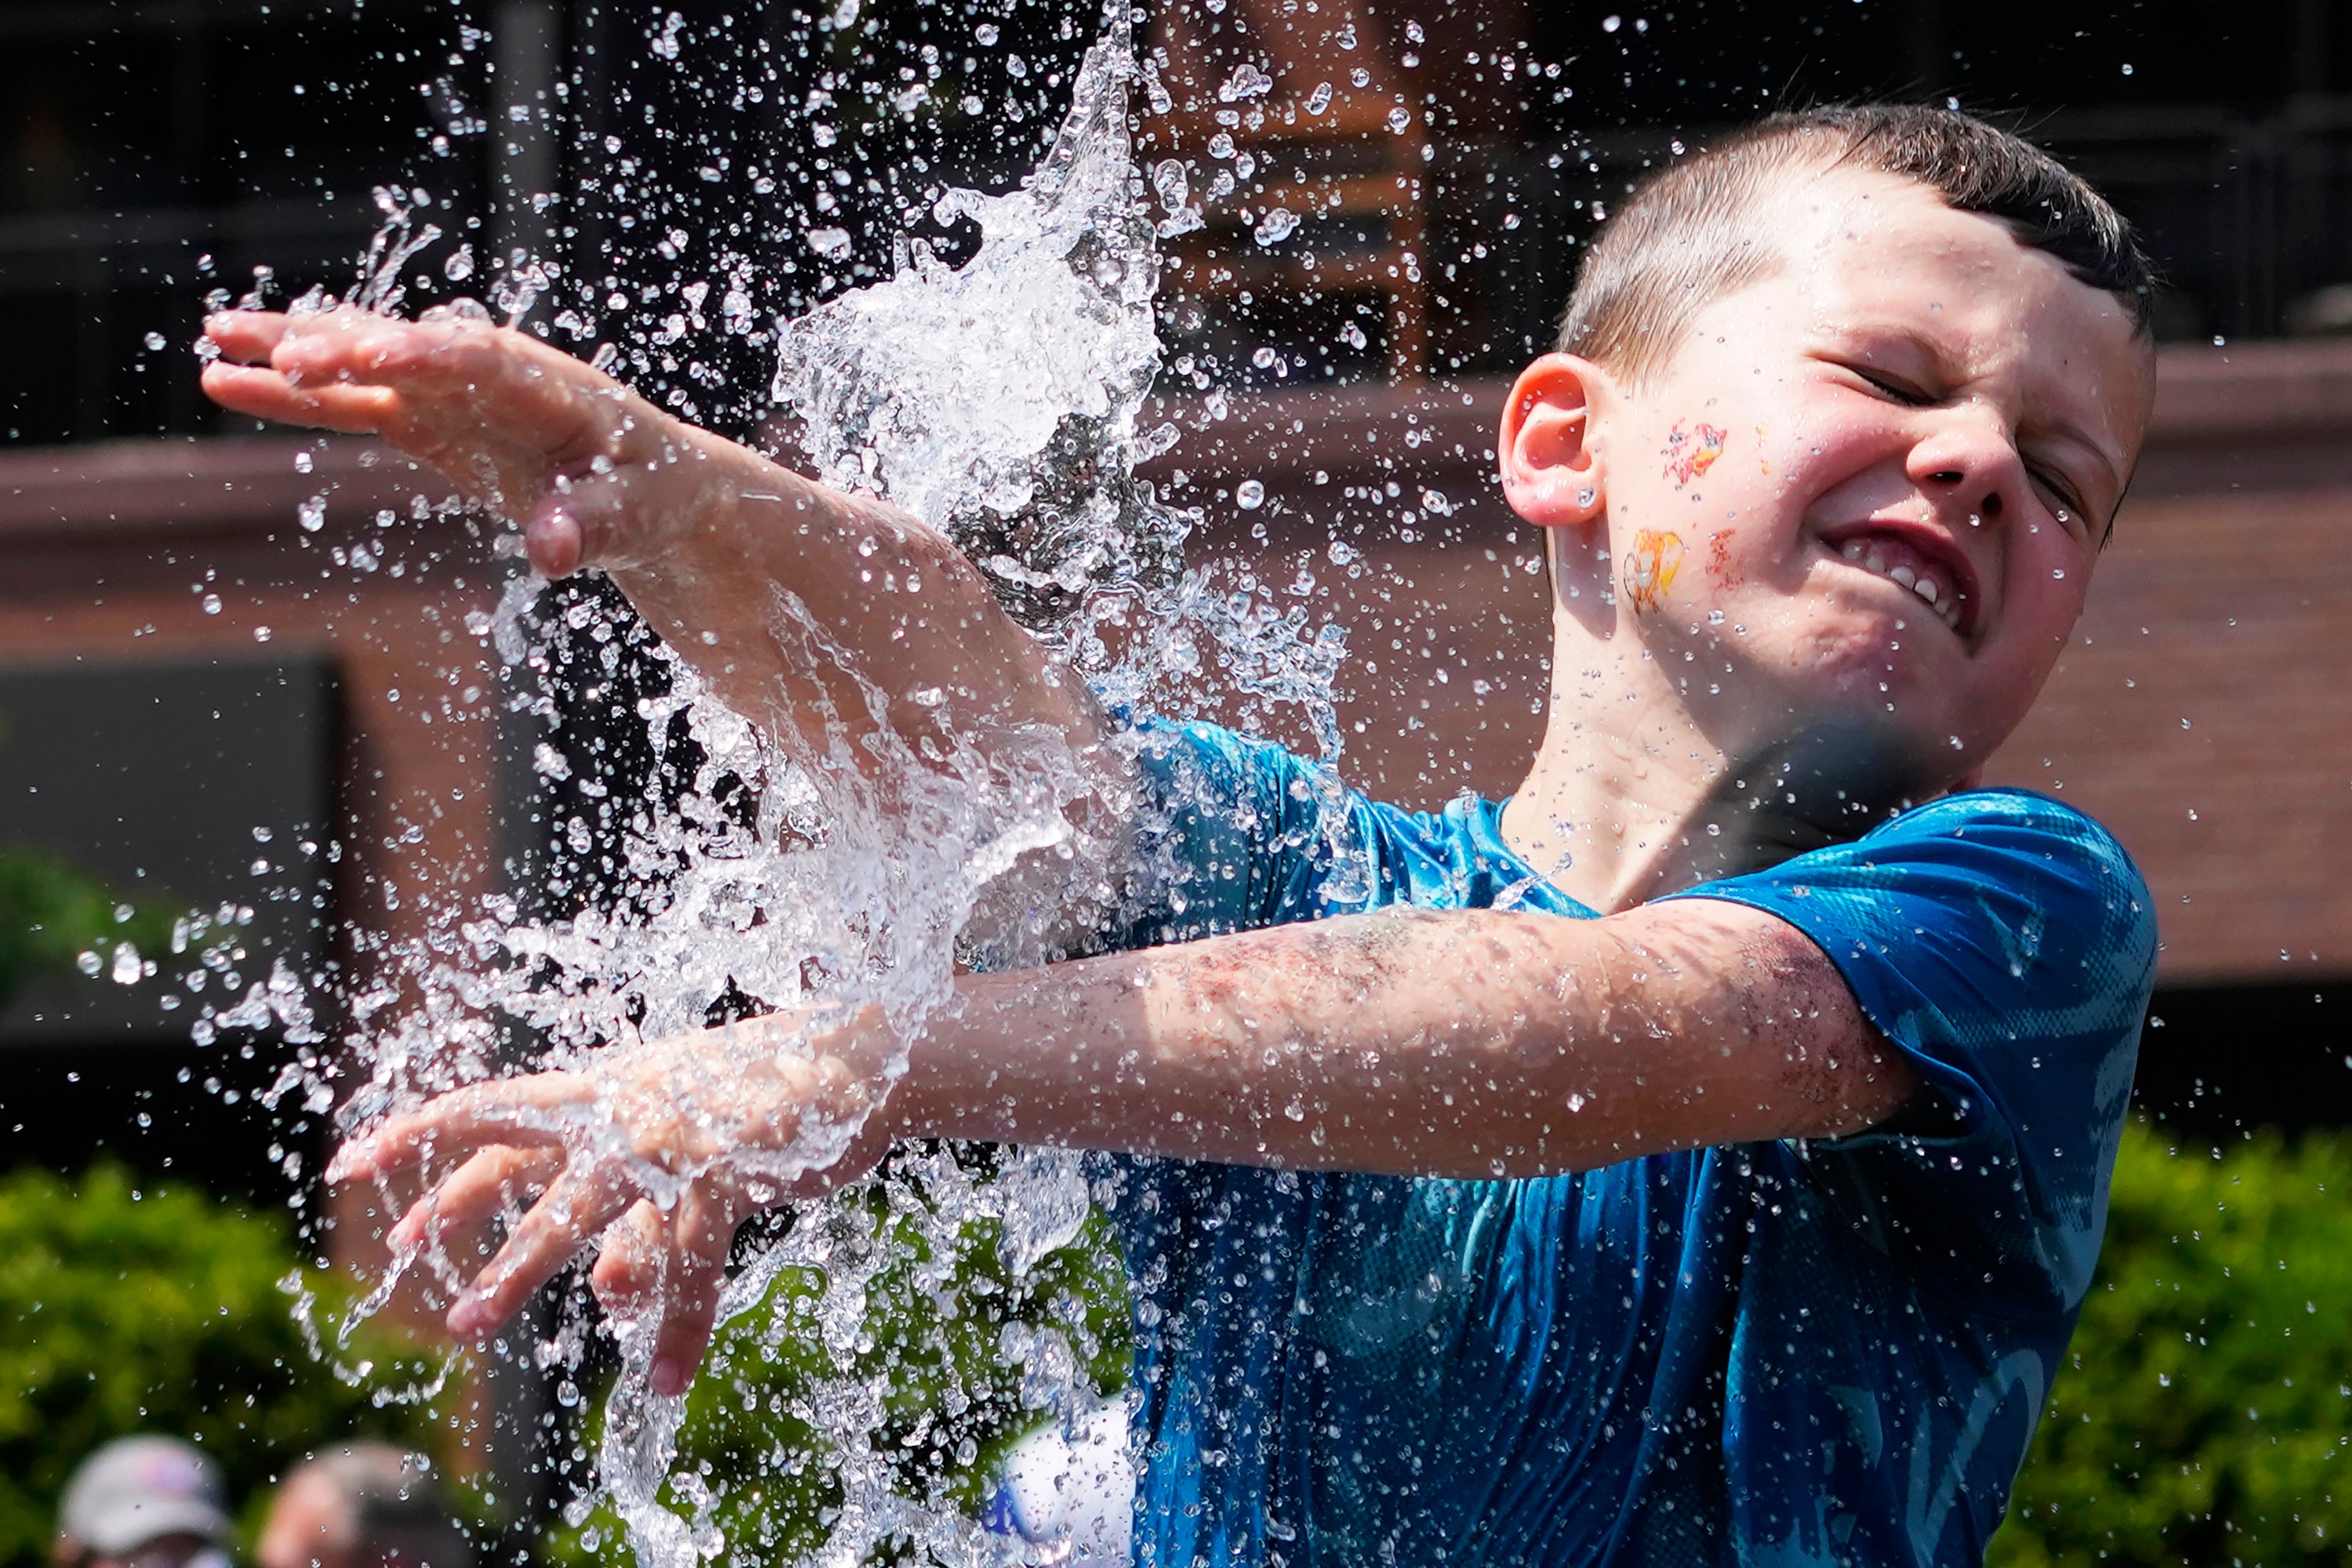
0, 848, 180, 1010
0, 1163, 452, 1568
1992, 1121, 2352, 1566
544, 1162, 1131, 1568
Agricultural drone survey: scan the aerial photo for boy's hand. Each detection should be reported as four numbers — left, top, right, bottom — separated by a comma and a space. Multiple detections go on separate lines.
333, 1010, 898, 1396
201, 309, 716, 579
201, 308, 1113, 775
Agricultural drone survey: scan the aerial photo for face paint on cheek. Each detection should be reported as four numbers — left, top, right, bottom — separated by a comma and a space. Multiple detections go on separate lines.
1623, 529, 1685, 612
1706, 528, 1740, 586
1755, 424, 1770, 475
1662, 422, 1727, 487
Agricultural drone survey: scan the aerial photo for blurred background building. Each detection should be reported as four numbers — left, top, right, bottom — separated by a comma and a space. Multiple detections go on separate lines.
4, 0, 2349, 1468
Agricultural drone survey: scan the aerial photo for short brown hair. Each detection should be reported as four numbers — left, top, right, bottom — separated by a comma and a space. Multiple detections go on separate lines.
1555, 104, 2156, 385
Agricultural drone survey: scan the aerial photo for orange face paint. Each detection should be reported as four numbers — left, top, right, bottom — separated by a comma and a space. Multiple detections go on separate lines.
1623, 530, 1685, 613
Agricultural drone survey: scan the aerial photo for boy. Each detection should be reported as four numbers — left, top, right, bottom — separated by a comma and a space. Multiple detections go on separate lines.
207, 105, 2158, 1563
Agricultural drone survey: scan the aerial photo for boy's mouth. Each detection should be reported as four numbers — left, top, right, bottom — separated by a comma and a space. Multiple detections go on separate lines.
1818, 521, 1978, 639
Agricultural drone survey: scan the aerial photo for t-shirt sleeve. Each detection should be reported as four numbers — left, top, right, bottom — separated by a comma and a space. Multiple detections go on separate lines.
1668, 790, 2158, 1318
1114, 717, 1370, 942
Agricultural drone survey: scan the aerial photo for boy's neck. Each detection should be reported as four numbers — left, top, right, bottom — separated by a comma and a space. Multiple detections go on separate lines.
1500, 630, 1933, 913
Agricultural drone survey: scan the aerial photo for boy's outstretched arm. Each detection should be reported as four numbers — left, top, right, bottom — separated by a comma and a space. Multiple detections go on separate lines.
338, 897, 1915, 1391
200, 311, 1110, 770
907, 896, 1916, 1174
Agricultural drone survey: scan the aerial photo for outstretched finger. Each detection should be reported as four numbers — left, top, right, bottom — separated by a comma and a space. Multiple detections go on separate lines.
201, 361, 401, 434
387, 1145, 564, 1254
266, 311, 622, 457
329, 1073, 588, 1185
648, 1185, 740, 1397
201, 310, 293, 365
448, 1162, 637, 1338
588, 1199, 670, 1318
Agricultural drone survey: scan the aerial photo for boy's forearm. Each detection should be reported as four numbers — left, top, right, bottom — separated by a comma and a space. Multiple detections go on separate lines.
607, 432, 1107, 754
884, 901, 1915, 1178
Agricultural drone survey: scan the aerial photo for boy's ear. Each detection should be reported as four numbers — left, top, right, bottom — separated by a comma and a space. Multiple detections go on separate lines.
1498, 353, 1609, 529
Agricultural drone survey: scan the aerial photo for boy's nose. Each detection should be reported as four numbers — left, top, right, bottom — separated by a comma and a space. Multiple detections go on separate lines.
1907, 412, 2019, 527
1926, 468, 2004, 521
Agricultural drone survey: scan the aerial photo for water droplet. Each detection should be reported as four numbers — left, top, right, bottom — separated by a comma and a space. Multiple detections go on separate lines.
1218, 62, 1274, 101
1305, 82, 1332, 114
808, 227, 852, 260
143, 331, 167, 352
1236, 479, 1266, 510
1253, 208, 1298, 245
1602, 13, 1623, 31
1387, 105, 1413, 132
111, 942, 143, 985
1151, 158, 1188, 211
443, 242, 474, 281
201, 593, 223, 615
298, 494, 327, 532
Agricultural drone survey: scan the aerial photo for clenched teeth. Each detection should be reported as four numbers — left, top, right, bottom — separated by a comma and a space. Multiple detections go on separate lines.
1838, 539, 1965, 632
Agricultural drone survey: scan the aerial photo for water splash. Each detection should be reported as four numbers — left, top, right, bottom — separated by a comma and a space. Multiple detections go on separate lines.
224, 8, 1362, 1566
771, 16, 1187, 650
292, 17, 1163, 1568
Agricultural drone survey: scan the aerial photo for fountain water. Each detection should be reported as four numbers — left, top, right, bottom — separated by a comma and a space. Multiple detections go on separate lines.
219, 7, 1355, 1566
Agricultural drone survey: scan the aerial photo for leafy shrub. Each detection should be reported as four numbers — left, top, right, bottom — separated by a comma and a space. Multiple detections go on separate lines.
543, 1160, 1131, 1568
0, 848, 180, 1010
1992, 1121, 2352, 1566
0, 1163, 451, 1568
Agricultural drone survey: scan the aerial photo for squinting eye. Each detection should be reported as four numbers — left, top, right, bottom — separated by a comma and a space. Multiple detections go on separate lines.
1857, 369, 1929, 404
2031, 468, 2088, 524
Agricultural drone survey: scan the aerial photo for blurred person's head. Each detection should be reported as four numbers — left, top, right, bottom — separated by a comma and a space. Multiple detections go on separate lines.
55, 1436, 234, 1568
255, 1446, 469, 1568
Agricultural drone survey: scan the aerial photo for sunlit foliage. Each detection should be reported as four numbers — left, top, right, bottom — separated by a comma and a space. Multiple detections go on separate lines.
543, 1168, 1130, 1568
0, 1165, 448, 1568
1994, 1122, 2352, 1566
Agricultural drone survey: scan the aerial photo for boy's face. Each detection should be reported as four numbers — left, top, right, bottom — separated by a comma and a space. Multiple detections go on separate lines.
1507, 165, 2155, 794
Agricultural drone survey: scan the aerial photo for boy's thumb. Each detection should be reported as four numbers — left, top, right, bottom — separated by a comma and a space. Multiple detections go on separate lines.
522, 501, 589, 579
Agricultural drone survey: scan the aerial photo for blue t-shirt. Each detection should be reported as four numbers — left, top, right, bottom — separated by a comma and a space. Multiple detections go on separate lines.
1098, 720, 2155, 1568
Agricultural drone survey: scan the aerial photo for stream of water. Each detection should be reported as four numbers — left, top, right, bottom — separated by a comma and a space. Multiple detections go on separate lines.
234, 8, 1350, 1566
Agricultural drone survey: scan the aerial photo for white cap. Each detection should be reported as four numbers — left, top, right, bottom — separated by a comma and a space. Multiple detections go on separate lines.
58, 1437, 232, 1557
